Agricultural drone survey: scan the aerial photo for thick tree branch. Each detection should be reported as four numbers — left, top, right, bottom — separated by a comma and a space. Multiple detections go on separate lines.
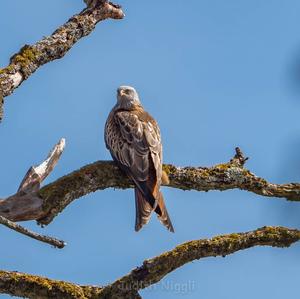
102, 226, 300, 297
0, 270, 104, 299
0, 1, 124, 121
1, 147, 300, 226
0, 226, 299, 298
35, 147, 300, 225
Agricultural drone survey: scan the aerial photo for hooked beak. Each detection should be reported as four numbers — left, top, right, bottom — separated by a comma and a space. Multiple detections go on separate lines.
118, 89, 124, 96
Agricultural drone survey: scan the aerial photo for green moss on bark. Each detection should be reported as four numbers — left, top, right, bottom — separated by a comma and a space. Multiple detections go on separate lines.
0, 271, 94, 298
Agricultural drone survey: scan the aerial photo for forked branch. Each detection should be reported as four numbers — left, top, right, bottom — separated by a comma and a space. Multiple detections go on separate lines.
0, 139, 66, 248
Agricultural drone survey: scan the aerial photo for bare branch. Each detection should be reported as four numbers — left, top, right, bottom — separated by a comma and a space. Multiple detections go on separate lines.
0, 216, 65, 249
0, 1, 124, 121
0, 226, 298, 298
18, 138, 66, 193
0, 139, 66, 247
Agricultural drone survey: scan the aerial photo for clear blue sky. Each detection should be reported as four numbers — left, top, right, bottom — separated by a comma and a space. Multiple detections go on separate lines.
1, 0, 300, 298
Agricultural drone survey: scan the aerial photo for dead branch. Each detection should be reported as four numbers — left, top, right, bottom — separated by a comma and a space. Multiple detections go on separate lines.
0, 216, 65, 249
0, 139, 66, 248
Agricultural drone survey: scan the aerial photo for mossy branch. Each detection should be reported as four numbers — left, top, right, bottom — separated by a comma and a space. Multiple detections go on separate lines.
0, 0, 124, 121
36, 147, 300, 225
1, 147, 300, 227
102, 226, 300, 297
0, 270, 104, 299
0, 226, 299, 298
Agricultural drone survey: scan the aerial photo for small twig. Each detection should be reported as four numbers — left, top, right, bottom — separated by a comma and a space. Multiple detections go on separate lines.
0, 216, 65, 248
230, 147, 249, 166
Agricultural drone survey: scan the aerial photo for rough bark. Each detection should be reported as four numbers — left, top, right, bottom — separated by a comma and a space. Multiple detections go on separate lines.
36, 147, 300, 226
0, 226, 299, 299
0, 270, 104, 299
1, 146, 299, 227
0, 1, 124, 121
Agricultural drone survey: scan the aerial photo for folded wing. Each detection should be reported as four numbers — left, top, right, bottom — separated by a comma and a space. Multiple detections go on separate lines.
105, 108, 174, 232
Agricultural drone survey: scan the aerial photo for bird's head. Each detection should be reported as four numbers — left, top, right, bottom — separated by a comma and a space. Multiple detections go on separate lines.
116, 86, 141, 110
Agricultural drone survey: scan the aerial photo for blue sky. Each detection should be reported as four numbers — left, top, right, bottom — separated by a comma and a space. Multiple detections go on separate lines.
1, 0, 300, 298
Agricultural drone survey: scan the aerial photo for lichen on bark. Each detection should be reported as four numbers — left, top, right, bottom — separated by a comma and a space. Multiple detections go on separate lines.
0, 226, 298, 299
1, 147, 300, 226
0, 270, 101, 299
101, 226, 300, 297
0, 1, 124, 121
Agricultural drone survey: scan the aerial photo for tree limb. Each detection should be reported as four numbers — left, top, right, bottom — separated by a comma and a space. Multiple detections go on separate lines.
18, 138, 66, 193
102, 226, 300, 297
0, 270, 104, 299
0, 226, 299, 298
1, 147, 300, 226
0, 215, 65, 249
0, 0, 124, 121
0, 139, 66, 247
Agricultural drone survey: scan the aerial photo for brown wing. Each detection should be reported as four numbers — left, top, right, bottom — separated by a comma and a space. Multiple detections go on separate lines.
105, 108, 174, 232
105, 110, 160, 181
105, 109, 159, 199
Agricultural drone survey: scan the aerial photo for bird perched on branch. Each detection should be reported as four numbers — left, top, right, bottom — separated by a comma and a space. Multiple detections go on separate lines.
105, 86, 174, 232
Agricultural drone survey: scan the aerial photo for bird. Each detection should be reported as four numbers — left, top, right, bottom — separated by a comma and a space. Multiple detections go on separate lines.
104, 86, 174, 232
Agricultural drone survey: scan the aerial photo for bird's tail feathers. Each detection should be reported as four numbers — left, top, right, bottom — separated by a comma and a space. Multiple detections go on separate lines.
134, 180, 174, 233
155, 192, 175, 233
134, 188, 153, 232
